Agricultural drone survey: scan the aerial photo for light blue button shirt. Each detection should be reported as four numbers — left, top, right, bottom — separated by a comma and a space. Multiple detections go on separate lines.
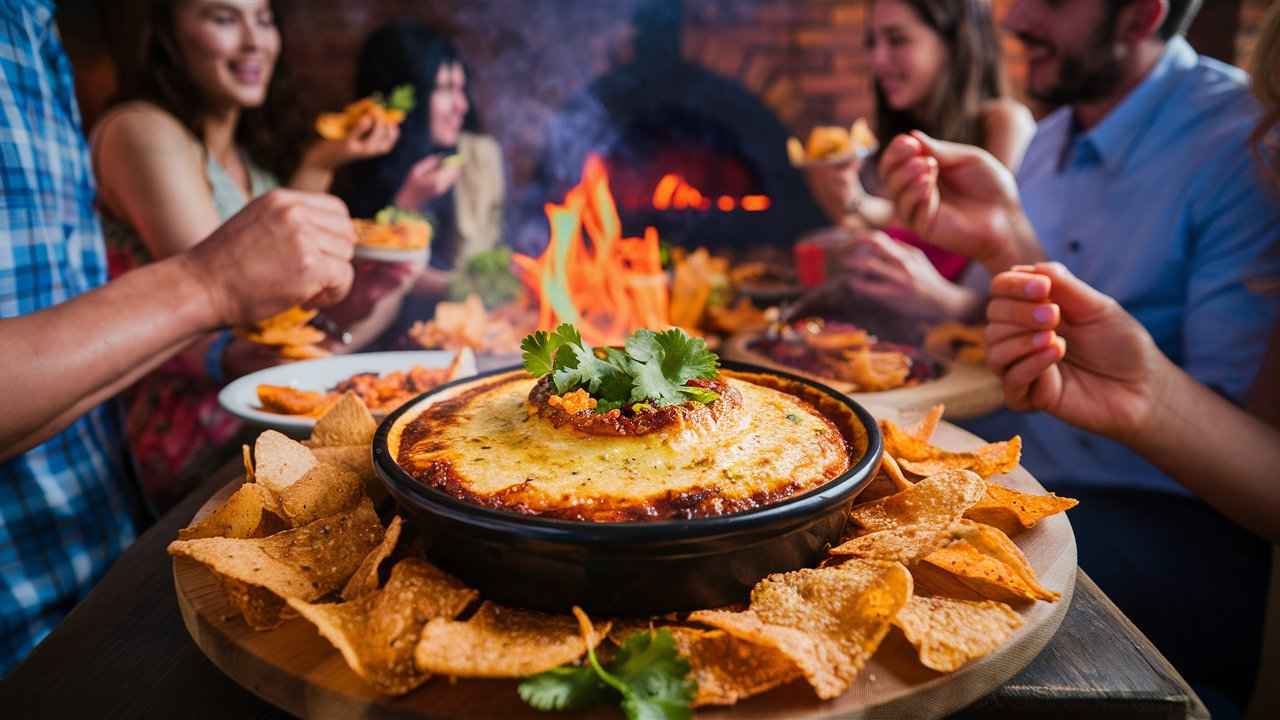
964, 37, 1280, 495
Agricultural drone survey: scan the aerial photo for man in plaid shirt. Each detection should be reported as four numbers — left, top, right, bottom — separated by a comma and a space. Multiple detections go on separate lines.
0, 0, 358, 674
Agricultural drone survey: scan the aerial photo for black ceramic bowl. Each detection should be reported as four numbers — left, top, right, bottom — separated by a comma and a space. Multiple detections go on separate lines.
372, 361, 882, 616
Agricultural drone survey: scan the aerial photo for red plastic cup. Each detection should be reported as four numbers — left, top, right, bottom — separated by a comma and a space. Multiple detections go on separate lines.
794, 240, 826, 288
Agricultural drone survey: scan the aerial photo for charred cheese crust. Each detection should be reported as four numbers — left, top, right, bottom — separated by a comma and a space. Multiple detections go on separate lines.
391, 371, 858, 522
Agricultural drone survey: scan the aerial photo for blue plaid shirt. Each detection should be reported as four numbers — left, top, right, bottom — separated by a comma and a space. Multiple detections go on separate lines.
0, 0, 137, 674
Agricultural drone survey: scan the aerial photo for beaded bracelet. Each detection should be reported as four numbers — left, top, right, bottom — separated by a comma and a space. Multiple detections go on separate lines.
204, 329, 234, 385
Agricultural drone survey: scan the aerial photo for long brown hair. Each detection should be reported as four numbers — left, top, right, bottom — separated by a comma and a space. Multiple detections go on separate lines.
113, 0, 306, 180
867, 0, 1006, 149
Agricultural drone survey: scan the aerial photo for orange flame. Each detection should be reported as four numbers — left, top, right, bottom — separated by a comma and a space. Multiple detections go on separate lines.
651, 173, 770, 212
512, 155, 669, 346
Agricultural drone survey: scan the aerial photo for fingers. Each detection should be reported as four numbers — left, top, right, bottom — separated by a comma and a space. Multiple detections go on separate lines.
1000, 344, 1065, 410
986, 329, 1055, 372
412, 154, 443, 177
1030, 261, 1117, 322
990, 270, 1052, 301
307, 258, 355, 308
878, 133, 925, 179
986, 297, 1059, 329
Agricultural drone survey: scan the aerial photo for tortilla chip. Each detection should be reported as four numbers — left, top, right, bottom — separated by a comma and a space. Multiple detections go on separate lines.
256, 306, 317, 330
279, 343, 332, 360
342, 516, 403, 601
922, 520, 1058, 603
254, 430, 318, 493
882, 419, 1021, 479
168, 497, 383, 602
274, 462, 365, 527
964, 483, 1078, 536
311, 392, 377, 448
892, 596, 1023, 672
689, 560, 912, 700
178, 483, 282, 540
312, 445, 384, 503
849, 470, 985, 534
413, 603, 610, 678
244, 324, 327, 347
828, 522, 962, 564
648, 626, 801, 707
222, 577, 291, 631
242, 444, 255, 482
880, 453, 912, 493
257, 385, 334, 416
289, 558, 478, 694
907, 405, 945, 443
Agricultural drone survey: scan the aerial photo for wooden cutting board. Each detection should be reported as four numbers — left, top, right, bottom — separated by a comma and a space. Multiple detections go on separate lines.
173, 407, 1075, 719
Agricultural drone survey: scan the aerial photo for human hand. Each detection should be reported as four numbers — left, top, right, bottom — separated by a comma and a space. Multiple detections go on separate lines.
879, 131, 1037, 270
303, 114, 400, 171
831, 230, 979, 321
393, 154, 462, 209
803, 156, 864, 225
986, 262, 1166, 441
319, 258, 420, 328
181, 189, 356, 328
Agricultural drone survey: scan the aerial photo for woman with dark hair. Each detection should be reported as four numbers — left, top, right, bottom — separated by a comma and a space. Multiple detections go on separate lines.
90, 0, 406, 511
803, 0, 1033, 321
336, 19, 506, 301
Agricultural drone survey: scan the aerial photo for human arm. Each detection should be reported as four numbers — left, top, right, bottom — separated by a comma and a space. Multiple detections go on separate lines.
986, 262, 1280, 542
980, 98, 1036, 172
879, 131, 1046, 273
290, 114, 399, 193
394, 154, 463, 211
0, 190, 356, 460
803, 159, 896, 228
825, 229, 983, 321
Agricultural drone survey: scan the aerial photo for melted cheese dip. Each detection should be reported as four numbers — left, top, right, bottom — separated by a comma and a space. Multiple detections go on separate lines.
391, 372, 851, 521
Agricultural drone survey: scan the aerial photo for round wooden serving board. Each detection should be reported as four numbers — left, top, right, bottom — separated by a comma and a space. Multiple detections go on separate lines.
723, 332, 1004, 420
174, 407, 1075, 720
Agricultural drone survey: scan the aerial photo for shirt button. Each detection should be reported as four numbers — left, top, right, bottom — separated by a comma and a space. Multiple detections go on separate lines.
1067, 240, 1082, 253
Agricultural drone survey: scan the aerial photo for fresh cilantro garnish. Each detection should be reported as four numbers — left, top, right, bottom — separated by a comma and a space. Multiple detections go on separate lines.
517, 629, 696, 720
520, 325, 720, 413
385, 83, 415, 112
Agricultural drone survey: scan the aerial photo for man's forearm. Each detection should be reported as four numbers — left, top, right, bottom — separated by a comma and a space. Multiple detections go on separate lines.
0, 254, 219, 453
981, 208, 1047, 275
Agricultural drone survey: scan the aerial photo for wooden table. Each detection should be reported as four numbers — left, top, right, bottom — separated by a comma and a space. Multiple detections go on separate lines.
1, 456, 1209, 720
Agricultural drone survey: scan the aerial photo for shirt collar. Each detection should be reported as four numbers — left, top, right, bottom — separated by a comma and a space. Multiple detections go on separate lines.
1077, 36, 1197, 174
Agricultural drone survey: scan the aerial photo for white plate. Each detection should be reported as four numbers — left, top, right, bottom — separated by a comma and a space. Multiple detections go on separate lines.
217, 349, 476, 434
352, 243, 429, 265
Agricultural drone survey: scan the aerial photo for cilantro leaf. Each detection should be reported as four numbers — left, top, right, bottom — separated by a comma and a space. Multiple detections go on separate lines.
522, 324, 582, 378
386, 83, 416, 112
626, 329, 719, 407
519, 629, 696, 720
517, 665, 613, 711
652, 328, 718, 383
679, 386, 720, 405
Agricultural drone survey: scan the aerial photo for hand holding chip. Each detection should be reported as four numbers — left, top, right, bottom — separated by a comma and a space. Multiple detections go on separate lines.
303, 113, 400, 172
393, 154, 463, 209
985, 262, 1165, 441
183, 189, 356, 329
829, 230, 980, 321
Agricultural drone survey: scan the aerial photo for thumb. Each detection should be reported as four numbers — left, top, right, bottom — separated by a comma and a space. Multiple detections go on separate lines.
907, 130, 988, 169
1035, 262, 1115, 322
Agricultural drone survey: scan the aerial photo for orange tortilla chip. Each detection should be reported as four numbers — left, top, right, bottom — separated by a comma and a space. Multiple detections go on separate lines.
279, 343, 332, 360
964, 483, 1078, 536
254, 430, 317, 493
274, 462, 365, 527
892, 595, 1023, 672
922, 520, 1058, 603
221, 577, 291, 631
828, 522, 962, 564
177, 483, 282, 540
312, 445, 383, 503
413, 603, 610, 678
242, 444, 254, 482
882, 419, 1021, 478
256, 306, 317, 330
289, 558, 477, 694
257, 385, 335, 416
245, 324, 327, 347
689, 560, 912, 700
310, 392, 377, 448
168, 498, 383, 602
849, 470, 985, 534
907, 405, 945, 442
674, 626, 801, 706
342, 516, 403, 601
880, 452, 912, 493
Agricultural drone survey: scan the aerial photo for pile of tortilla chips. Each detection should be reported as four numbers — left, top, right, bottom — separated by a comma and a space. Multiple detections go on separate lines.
237, 306, 329, 360
172, 401, 1075, 707
925, 323, 988, 365
407, 294, 533, 353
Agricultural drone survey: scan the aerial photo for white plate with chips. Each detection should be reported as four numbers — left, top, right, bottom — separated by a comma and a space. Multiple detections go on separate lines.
218, 349, 475, 434
352, 243, 430, 265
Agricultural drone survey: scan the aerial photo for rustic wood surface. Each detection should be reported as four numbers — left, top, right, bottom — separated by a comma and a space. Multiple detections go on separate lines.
169, 411, 1075, 719
722, 333, 1004, 419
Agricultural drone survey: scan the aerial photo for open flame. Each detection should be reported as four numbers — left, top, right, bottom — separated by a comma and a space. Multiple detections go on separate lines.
512, 155, 669, 346
652, 173, 770, 212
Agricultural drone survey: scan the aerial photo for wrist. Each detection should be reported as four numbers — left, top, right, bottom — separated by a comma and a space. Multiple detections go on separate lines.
204, 330, 234, 384
167, 252, 228, 331
1111, 348, 1178, 450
